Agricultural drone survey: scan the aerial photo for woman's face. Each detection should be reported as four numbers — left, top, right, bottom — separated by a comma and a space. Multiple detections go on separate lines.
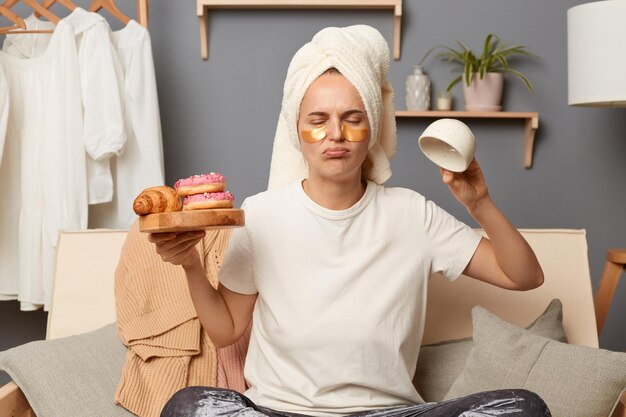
297, 72, 370, 182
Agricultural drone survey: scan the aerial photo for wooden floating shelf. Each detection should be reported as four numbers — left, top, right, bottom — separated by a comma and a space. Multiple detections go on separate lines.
395, 110, 540, 169
196, 0, 403, 60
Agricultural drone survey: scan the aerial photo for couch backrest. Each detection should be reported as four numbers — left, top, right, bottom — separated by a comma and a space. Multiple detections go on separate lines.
424, 229, 598, 348
46, 228, 598, 348
46, 229, 128, 340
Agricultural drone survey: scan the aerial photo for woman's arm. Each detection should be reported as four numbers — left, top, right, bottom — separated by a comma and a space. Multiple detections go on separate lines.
149, 231, 257, 347
440, 159, 544, 291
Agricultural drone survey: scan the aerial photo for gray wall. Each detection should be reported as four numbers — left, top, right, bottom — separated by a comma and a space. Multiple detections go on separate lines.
1, 0, 625, 385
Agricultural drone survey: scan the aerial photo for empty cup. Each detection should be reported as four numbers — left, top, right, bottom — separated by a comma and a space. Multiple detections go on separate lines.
418, 118, 476, 172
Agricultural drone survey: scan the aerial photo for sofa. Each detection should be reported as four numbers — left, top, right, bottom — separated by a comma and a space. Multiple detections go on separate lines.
0, 228, 625, 417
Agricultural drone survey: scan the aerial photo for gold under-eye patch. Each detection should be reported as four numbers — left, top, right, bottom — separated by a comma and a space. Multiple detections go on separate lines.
300, 124, 369, 143
301, 125, 328, 143
341, 124, 369, 142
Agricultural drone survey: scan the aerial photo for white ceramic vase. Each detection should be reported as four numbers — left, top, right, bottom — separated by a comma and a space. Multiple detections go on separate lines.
406, 65, 431, 110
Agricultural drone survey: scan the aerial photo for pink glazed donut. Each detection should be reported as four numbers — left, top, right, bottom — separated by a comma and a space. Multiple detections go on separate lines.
174, 172, 226, 197
182, 191, 235, 211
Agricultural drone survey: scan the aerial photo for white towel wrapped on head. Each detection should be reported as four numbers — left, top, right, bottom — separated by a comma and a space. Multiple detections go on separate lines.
268, 25, 397, 190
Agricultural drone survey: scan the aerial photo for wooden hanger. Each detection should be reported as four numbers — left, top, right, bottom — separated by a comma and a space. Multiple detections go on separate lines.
40, 0, 149, 28
21, 0, 60, 23
0, 4, 27, 30
0, 0, 59, 34
88, 0, 129, 25
38, 0, 77, 16
1, 0, 59, 30
2, 0, 149, 32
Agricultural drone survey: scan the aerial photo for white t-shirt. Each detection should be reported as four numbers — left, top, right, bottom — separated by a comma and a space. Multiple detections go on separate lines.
219, 180, 482, 417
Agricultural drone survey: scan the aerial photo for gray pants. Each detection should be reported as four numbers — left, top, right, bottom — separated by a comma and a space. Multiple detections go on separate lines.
161, 387, 551, 417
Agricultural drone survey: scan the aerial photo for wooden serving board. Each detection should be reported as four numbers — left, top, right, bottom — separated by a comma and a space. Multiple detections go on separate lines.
139, 209, 244, 233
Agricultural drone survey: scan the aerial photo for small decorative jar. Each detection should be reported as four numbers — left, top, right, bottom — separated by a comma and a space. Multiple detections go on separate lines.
405, 65, 431, 110
435, 91, 453, 111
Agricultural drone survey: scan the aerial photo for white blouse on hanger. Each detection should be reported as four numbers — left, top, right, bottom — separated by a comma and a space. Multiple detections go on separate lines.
88, 19, 164, 229
3, 8, 126, 205
0, 21, 87, 311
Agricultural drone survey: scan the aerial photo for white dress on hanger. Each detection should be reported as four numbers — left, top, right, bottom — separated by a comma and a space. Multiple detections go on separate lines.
3, 9, 126, 205
0, 67, 8, 165
0, 21, 87, 311
88, 19, 164, 229
1, 14, 53, 58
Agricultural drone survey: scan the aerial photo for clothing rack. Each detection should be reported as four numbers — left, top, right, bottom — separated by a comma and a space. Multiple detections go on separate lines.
0, 0, 150, 31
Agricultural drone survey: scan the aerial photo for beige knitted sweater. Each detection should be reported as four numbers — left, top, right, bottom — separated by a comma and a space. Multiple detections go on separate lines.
114, 220, 231, 417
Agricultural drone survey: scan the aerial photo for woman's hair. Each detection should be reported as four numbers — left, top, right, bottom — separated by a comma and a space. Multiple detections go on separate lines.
322, 67, 341, 76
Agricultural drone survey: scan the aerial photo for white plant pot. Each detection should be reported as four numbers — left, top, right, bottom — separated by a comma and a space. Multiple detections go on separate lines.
462, 72, 503, 111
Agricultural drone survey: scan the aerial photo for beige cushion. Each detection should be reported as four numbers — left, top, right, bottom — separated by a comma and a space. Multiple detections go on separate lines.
0, 324, 132, 417
443, 305, 626, 417
46, 230, 128, 340
424, 229, 597, 348
415, 298, 567, 402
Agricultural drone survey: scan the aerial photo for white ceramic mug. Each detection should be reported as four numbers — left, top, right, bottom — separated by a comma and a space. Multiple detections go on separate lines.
418, 118, 476, 172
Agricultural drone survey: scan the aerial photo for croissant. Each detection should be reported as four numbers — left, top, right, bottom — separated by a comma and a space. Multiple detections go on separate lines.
133, 186, 183, 215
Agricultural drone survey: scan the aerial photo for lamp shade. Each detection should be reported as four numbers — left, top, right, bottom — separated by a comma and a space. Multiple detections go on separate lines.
568, 0, 626, 107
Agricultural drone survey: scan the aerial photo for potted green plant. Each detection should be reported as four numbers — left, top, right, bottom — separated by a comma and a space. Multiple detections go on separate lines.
436, 34, 536, 111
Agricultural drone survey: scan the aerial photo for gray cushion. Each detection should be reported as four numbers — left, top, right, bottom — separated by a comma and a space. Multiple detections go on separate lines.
0, 324, 133, 417
415, 298, 567, 402
443, 305, 626, 417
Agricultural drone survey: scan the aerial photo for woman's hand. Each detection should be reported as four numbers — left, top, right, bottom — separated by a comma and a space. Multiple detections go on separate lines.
148, 230, 206, 267
439, 158, 490, 213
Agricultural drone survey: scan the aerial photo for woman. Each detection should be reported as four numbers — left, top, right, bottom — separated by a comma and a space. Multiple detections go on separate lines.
151, 26, 550, 417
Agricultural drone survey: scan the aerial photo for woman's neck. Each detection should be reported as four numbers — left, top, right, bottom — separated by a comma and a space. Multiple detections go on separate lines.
302, 174, 366, 210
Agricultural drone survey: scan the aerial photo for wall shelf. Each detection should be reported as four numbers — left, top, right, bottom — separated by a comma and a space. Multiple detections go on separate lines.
395, 110, 540, 169
196, 0, 403, 60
